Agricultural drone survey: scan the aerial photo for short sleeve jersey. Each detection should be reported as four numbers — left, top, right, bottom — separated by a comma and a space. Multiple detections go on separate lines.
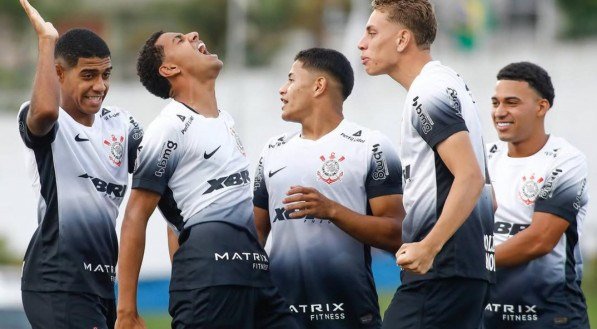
400, 61, 495, 284
254, 120, 402, 328
132, 100, 255, 233
18, 102, 143, 299
484, 136, 589, 329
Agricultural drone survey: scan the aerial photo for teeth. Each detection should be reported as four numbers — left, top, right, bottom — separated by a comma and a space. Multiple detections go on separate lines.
496, 122, 511, 127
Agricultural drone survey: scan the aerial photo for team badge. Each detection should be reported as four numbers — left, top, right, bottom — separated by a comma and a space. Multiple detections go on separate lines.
519, 174, 544, 205
317, 152, 345, 184
230, 127, 246, 156
104, 134, 124, 167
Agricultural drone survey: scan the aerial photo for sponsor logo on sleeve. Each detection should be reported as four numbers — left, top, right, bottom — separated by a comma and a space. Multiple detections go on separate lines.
446, 87, 462, 116
155, 140, 178, 177
129, 116, 143, 140
412, 96, 434, 134
268, 136, 287, 149
538, 169, 563, 200
371, 143, 389, 180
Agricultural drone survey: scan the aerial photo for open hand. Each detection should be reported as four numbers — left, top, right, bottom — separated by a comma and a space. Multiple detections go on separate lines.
20, 0, 59, 40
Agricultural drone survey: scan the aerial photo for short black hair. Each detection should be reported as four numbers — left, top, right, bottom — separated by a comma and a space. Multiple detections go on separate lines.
294, 48, 354, 100
137, 31, 171, 99
55, 28, 110, 67
497, 62, 555, 107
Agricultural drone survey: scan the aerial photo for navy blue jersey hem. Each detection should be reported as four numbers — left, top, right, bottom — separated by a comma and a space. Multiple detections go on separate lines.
427, 123, 468, 148
132, 177, 166, 195
534, 205, 576, 224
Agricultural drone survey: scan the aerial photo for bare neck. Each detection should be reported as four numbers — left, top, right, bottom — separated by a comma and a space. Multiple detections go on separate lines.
508, 130, 550, 158
388, 50, 433, 91
300, 102, 344, 140
60, 100, 95, 127
171, 77, 219, 117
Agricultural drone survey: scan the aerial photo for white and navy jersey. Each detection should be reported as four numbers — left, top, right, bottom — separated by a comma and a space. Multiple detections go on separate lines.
18, 102, 143, 299
254, 120, 402, 328
400, 61, 494, 284
133, 100, 272, 291
133, 100, 254, 234
484, 136, 589, 329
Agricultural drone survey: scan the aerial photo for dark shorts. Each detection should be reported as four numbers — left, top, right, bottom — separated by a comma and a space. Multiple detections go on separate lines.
381, 278, 490, 329
22, 291, 115, 329
169, 284, 300, 329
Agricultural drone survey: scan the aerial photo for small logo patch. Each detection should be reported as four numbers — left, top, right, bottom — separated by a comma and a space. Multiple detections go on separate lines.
104, 135, 124, 167
317, 152, 345, 184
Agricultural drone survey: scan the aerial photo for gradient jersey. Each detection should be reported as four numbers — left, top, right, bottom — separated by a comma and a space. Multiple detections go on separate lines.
133, 100, 256, 234
254, 120, 403, 328
484, 136, 589, 329
132, 100, 272, 291
400, 61, 495, 284
18, 102, 143, 299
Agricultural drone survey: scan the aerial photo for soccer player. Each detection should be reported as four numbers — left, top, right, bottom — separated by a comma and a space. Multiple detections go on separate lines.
484, 62, 589, 328
17, 1, 143, 328
253, 48, 404, 328
115, 31, 298, 329
358, 1, 495, 328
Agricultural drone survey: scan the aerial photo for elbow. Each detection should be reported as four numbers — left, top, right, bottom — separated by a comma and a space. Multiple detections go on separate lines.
530, 240, 555, 258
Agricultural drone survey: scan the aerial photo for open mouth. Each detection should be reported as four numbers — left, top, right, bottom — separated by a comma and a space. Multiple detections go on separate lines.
198, 42, 211, 56
280, 98, 288, 107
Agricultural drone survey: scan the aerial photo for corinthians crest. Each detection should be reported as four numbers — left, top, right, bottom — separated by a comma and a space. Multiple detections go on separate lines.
519, 174, 544, 205
104, 134, 124, 167
317, 152, 345, 184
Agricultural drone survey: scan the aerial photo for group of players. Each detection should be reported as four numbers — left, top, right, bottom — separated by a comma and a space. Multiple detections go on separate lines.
16, 0, 589, 328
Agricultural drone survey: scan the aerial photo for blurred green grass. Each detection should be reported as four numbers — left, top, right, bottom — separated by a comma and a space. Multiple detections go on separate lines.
143, 259, 597, 328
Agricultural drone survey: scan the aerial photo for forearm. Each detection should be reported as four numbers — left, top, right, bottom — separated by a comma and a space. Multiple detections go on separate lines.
495, 232, 548, 267
423, 175, 483, 252
117, 217, 148, 316
28, 38, 60, 135
330, 203, 401, 252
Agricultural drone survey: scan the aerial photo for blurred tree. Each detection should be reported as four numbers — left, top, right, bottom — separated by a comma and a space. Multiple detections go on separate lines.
0, 236, 21, 265
557, 0, 597, 38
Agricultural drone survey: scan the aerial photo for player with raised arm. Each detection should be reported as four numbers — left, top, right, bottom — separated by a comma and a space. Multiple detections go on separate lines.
358, 1, 494, 328
115, 31, 298, 329
17, 1, 142, 328
254, 48, 404, 328
484, 62, 589, 329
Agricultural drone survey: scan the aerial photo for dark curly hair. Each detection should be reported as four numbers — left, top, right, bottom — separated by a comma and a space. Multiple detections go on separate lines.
55, 28, 110, 67
371, 0, 436, 49
497, 62, 555, 107
295, 48, 354, 100
137, 31, 171, 99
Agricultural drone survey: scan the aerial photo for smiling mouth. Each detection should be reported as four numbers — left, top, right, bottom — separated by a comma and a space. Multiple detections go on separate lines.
85, 95, 103, 102
198, 42, 215, 56
496, 122, 512, 127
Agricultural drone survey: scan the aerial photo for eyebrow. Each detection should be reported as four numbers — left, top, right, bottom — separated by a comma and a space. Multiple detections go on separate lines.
80, 66, 113, 73
492, 96, 520, 101
172, 34, 183, 43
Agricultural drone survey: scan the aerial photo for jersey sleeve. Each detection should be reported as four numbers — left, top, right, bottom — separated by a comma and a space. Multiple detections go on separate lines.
534, 153, 588, 224
125, 113, 144, 174
410, 85, 467, 148
253, 145, 269, 210
17, 102, 58, 149
365, 132, 403, 199
132, 118, 181, 196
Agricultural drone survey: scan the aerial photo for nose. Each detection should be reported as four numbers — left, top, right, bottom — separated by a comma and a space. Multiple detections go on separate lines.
187, 32, 199, 42
358, 35, 367, 51
279, 84, 287, 96
93, 76, 107, 93
493, 103, 507, 118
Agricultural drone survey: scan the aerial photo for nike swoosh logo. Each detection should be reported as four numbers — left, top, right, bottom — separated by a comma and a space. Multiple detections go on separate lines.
75, 134, 89, 142
204, 146, 221, 159
268, 167, 286, 178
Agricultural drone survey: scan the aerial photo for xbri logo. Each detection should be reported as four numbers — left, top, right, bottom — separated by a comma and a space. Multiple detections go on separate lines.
155, 141, 178, 177
273, 207, 315, 222
79, 173, 127, 197
371, 144, 389, 180
494, 221, 529, 235
203, 170, 250, 194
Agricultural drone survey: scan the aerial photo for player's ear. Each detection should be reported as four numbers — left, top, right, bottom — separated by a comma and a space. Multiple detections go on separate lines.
314, 76, 327, 97
159, 64, 180, 78
55, 63, 65, 83
395, 29, 409, 53
536, 98, 550, 117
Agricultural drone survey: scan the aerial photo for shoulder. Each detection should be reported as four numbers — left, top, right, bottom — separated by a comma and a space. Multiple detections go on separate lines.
545, 136, 587, 173
265, 131, 298, 150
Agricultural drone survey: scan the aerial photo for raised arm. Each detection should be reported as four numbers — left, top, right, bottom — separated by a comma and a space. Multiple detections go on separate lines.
115, 188, 161, 329
20, 0, 60, 136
